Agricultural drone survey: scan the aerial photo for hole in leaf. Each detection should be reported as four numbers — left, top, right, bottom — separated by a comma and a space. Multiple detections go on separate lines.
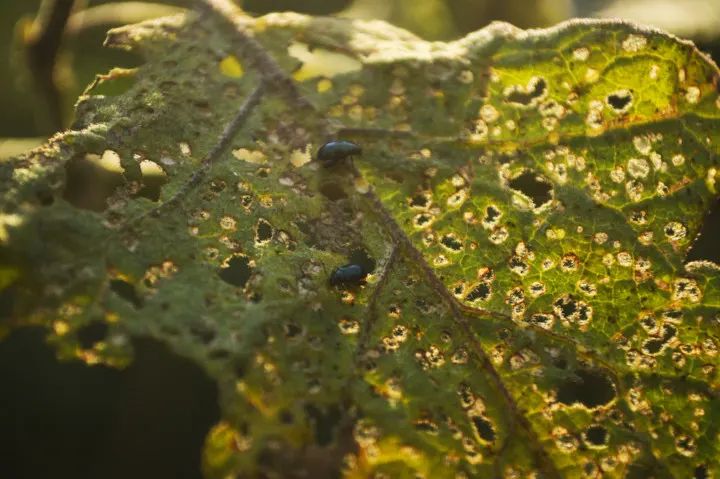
348, 248, 376, 275
484, 205, 501, 223
506, 77, 547, 106
0, 328, 219, 479
76, 321, 109, 349
529, 282, 545, 296
465, 283, 491, 302
640, 315, 657, 332
413, 213, 434, 228
664, 221, 687, 241
695, 465, 709, 479
63, 153, 125, 212
662, 309, 683, 323
255, 219, 274, 244
641, 337, 667, 355
137, 160, 168, 202
287, 42, 362, 81
218, 255, 252, 288
506, 288, 524, 305
509, 171, 553, 208
509, 256, 529, 275
557, 369, 615, 408
676, 435, 696, 456
457, 382, 475, 408
584, 425, 608, 447
686, 197, 720, 264
471, 416, 495, 443
553, 295, 592, 324
529, 313, 554, 329
414, 417, 439, 434
440, 234, 463, 252
109, 279, 143, 308
607, 90, 633, 112
319, 182, 347, 201
283, 322, 304, 339
240, 195, 253, 209
558, 298, 577, 318
629, 210, 648, 225
560, 253, 579, 272
662, 324, 677, 340
409, 193, 430, 209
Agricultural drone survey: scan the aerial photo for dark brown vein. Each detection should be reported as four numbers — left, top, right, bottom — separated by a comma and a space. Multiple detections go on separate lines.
354, 245, 399, 362
124, 0, 317, 227
183, 2, 563, 474
460, 304, 626, 393
196, 0, 313, 111
360, 186, 562, 479
25, 0, 77, 133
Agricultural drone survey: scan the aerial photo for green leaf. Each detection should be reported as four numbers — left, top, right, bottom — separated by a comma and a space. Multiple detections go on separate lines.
2, 2, 720, 477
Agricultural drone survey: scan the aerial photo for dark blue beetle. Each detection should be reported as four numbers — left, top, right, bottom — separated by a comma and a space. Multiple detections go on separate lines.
317, 140, 362, 166
329, 263, 366, 286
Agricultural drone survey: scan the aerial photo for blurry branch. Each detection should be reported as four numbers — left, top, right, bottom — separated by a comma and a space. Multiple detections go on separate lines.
196, 0, 312, 108
66, 2, 184, 35
24, 0, 79, 134
20, 1, 184, 136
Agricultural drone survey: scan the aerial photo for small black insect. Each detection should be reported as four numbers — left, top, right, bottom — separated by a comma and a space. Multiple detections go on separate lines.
329, 263, 366, 286
317, 140, 362, 166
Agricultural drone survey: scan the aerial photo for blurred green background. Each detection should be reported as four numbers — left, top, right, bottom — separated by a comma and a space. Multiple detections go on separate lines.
1, 0, 718, 158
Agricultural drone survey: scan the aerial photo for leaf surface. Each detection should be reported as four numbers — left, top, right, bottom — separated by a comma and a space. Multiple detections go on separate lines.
2, 4, 720, 478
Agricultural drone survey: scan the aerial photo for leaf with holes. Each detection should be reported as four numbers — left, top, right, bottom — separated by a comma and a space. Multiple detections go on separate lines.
2, 2, 720, 478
